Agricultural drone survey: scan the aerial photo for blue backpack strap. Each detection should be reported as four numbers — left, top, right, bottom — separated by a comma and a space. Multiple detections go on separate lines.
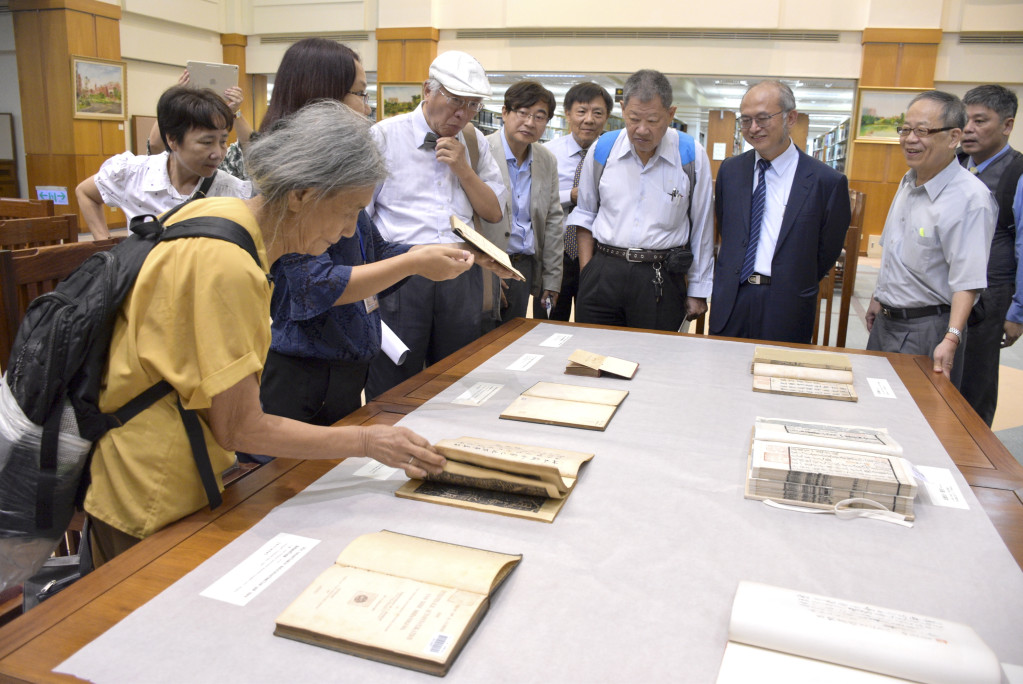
676, 130, 697, 237
591, 129, 623, 213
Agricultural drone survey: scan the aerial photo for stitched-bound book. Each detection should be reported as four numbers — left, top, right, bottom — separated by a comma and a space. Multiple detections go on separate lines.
564, 349, 639, 379
275, 531, 521, 677
499, 381, 629, 431
751, 346, 857, 401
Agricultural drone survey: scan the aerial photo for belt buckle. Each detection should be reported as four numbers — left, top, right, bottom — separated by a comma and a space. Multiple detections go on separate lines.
881, 306, 892, 318
625, 248, 644, 263
748, 274, 761, 285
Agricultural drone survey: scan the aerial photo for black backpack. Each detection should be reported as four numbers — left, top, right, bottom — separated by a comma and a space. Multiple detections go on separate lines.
0, 200, 263, 586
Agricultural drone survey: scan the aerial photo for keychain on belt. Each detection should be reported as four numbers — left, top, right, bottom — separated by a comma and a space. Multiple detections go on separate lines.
652, 262, 664, 303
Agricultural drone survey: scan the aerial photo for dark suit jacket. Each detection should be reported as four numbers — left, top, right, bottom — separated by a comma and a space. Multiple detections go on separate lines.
710, 147, 850, 343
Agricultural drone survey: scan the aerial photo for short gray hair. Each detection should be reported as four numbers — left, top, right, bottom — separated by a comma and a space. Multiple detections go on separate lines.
245, 99, 387, 212
908, 90, 967, 129
747, 80, 796, 113
425, 78, 442, 96
622, 69, 673, 110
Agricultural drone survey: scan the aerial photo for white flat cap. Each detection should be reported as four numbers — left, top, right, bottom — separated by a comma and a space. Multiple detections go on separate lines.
429, 50, 492, 98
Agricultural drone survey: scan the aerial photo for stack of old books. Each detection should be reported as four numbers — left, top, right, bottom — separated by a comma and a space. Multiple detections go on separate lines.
744, 417, 917, 519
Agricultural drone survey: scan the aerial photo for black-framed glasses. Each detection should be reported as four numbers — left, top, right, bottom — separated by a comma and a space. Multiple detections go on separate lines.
738, 111, 784, 130
511, 108, 549, 124
895, 125, 954, 138
439, 89, 485, 114
349, 90, 369, 105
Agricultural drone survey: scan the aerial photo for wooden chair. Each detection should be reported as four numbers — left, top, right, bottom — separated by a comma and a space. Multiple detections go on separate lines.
0, 214, 79, 250
0, 239, 121, 372
0, 198, 55, 220
812, 189, 866, 347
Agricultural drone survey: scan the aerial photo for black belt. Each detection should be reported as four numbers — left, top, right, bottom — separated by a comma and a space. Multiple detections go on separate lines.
509, 253, 532, 261
595, 242, 672, 263
879, 303, 950, 320
744, 273, 771, 285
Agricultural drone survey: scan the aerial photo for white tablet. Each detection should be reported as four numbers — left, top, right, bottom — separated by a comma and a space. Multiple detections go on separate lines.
185, 61, 238, 93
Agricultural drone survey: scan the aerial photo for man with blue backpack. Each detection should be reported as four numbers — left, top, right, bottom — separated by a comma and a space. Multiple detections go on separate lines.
567, 69, 714, 332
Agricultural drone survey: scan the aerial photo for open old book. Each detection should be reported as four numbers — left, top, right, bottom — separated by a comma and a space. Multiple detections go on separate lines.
751, 346, 857, 401
449, 215, 525, 281
275, 531, 521, 677
716, 581, 1002, 684
500, 381, 629, 431
564, 349, 638, 379
395, 436, 594, 522
745, 417, 916, 518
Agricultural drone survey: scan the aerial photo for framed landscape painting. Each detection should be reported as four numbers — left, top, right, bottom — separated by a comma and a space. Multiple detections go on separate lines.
72, 56, 126, 120
378, 83, 423, 121
855, 88, 923, 143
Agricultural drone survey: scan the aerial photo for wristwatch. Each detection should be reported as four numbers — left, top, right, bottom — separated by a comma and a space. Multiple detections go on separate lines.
946, 326, 963, 344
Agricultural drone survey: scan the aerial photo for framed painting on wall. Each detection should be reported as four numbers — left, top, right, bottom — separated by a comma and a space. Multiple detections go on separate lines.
72, 56, 127, 120
378, 83, 423, 121
855, 87, 925, 143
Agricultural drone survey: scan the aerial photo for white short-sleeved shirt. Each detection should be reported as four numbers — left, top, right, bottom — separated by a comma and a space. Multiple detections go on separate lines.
366, 104, 508, 245
93, 151, 253, 223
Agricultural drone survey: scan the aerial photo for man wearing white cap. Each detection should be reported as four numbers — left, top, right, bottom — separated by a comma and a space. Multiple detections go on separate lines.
365, 50, 508, 399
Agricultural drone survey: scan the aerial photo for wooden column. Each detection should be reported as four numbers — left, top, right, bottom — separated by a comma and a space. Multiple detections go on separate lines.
791, 112, 809, 151
220, 33, 249, 143
848, 28, 942, 254
11, 0, 123, 229
375, 27, 439, 88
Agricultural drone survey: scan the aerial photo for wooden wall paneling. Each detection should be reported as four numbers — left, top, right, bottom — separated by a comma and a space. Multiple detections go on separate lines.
886, 146, 909, 183
857, 181, 899, 250
860, 43, 900, 87
65, 6, 96, 56
705, 110, 736, 181
251, 74, 267, 132
12, 11, 48, 154
403, 41, 436, 82
94, 16, 119, 61
41, 10, 74, 156
896, 44, 938, 88
377, 41, 405, 83
72, 120, 101, 156
848, 142, 888, 182
100, 121, 123, 156
791, 112, 809, 151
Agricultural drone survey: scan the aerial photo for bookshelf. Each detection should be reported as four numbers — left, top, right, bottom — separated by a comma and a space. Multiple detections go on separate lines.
811, 118, 850, 174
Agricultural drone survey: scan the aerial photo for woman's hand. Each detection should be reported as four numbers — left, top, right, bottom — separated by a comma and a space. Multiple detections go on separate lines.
223, 86, 244, 114
360, 425, 446, 479
411, 245, 474, 281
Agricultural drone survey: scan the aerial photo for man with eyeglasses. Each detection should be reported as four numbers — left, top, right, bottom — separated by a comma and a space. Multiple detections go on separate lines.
570, 69, 714, 332
956, 85, 1023, 426
866, 91, 997, 388
710, 80, 850, 343
365, 50, 509, 399
538, 82, 614, 322
480, 80, 564, 331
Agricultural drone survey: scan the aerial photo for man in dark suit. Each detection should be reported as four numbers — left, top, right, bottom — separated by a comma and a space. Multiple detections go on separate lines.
710, 80, 850, 343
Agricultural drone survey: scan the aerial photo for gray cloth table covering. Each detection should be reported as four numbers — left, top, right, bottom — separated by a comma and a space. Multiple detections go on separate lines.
57, 323, 1023, 682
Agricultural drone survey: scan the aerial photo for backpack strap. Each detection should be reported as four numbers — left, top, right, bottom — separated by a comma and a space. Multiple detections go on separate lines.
176, 396, 222, 510
160, 217, 263, 271
191, 171, 217, 200
461, 123, 483, 232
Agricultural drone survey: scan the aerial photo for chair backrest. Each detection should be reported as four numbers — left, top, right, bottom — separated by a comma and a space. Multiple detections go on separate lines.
0, 198, 55, 220
0, 239, 121, 371
812, 188, 866, 348
0, 214, 79, 250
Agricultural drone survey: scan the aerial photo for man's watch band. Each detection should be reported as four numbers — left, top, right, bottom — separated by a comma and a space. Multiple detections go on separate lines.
946, 326, 963, 344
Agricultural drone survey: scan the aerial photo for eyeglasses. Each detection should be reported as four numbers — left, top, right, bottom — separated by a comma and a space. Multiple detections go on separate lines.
349, 90, 369, 105
439, 89, 485, 114
895, 125, 954, 138
511, 108, 549, 124
738, 111, 784, 130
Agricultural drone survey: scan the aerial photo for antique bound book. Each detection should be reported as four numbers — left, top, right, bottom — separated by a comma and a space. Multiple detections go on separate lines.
744, 417, 916, 518
449, 215, 525, 281
564, 349, 639, 379
274, 531, 521, 677
395, 436, 594, 522
499, 381, 629, 431
751, 346, 857, 401
716, 581, 1002, 684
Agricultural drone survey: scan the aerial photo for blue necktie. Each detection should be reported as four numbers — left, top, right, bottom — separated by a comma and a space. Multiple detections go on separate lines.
740, 158, 771, 283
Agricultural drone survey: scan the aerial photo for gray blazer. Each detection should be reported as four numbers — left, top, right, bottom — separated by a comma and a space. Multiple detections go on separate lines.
480, 130, 564, 296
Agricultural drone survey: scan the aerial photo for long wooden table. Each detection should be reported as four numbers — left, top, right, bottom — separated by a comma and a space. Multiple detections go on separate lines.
1, 318, 1022, 683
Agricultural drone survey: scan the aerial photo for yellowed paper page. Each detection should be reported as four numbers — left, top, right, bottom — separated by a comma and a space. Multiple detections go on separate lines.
752, 346, 852, 371
396, 479, 568, 522
521, 381, 629, 406
752, 374, 858, 401
436, 436, 593, 486
753, 418, 902, 457
567, 349, 639, 379
449, 216, 525, 281
753, 362, 853, 384
501, 394, 619, 431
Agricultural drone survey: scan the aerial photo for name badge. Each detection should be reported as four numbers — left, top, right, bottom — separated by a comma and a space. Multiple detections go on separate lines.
364, 295, 379, 313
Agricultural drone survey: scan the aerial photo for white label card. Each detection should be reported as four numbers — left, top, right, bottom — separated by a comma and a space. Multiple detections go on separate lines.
200, 533, 319, 606
867, 377, 896, 399
353, 460, 398, 480
539, 333, 572, 348
915, 465, 969, 510
507, 353, 543, 371
452, 382, 503, 406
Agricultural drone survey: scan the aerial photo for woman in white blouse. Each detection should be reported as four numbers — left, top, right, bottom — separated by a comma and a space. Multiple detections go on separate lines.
75, 86, 252, 239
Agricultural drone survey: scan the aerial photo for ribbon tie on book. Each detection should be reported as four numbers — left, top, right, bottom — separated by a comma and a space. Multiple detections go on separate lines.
763, 498, 913, 528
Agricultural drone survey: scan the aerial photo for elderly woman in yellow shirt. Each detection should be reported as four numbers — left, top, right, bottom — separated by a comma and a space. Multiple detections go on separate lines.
84, 101, 475, 564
